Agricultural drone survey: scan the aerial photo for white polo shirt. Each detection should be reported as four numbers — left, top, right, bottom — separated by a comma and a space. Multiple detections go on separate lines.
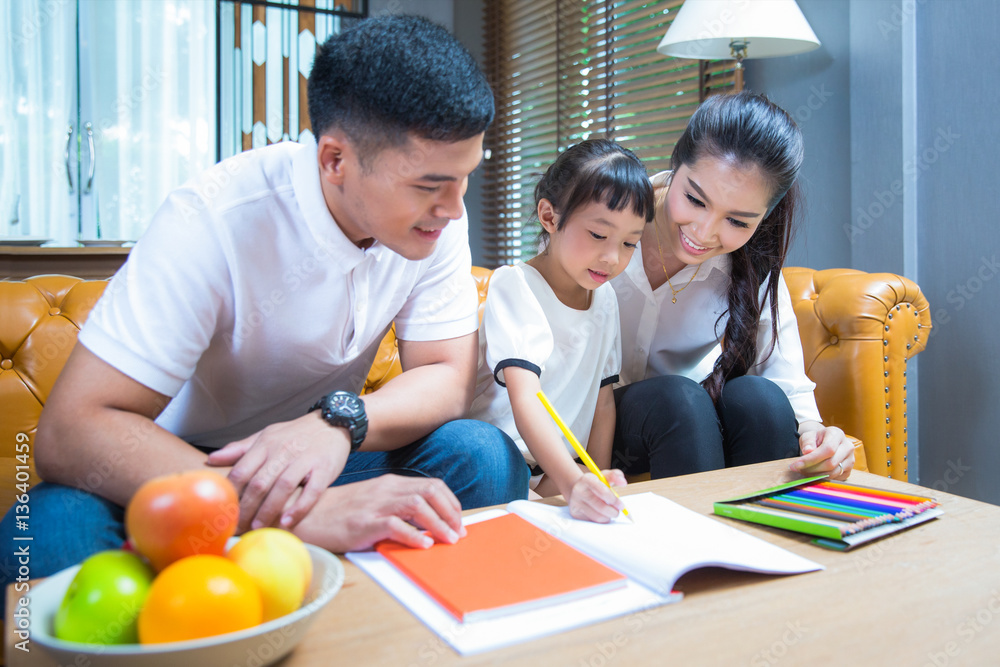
79, 136, 479, 449
611, 247, 822, 424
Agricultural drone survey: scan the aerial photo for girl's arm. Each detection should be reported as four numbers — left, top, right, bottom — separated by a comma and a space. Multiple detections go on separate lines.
504, 367, 623, 523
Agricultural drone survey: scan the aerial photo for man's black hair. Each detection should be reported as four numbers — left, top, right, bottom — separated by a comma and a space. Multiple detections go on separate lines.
307, 14, 494, 162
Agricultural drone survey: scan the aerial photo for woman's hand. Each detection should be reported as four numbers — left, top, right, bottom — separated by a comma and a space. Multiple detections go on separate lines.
566, 469, 627, 523
790, 422, 854, 480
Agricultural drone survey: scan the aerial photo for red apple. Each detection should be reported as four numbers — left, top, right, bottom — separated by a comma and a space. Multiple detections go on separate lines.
125, 470, 239, 571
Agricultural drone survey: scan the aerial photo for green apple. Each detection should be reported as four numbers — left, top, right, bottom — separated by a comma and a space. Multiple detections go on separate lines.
53, 550, 155, 644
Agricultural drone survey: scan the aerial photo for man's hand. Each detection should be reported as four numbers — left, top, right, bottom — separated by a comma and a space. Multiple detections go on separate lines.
207, 412, 349, 532
293, 475, 466, 552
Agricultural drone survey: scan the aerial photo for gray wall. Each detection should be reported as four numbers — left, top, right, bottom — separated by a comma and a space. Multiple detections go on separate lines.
748, 0, 1000, 504
452, 1, 486, 265
916, 0, 1000, 503
744, 0, 852, 270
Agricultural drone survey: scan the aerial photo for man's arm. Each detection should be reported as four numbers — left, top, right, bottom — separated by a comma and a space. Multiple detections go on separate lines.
363, 330, 478, 448
34, 345, 214, 507
208, 330, 479, 531
35, 344, 467, 546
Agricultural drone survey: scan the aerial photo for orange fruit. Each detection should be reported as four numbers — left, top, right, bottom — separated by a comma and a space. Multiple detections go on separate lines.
125, 470, 239, 571
137, 555, 262, 644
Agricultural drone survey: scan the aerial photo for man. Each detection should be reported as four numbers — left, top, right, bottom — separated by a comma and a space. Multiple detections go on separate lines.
0, 15, 527, 585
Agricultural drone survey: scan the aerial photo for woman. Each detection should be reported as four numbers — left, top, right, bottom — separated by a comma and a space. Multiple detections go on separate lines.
610, 91, 855, 480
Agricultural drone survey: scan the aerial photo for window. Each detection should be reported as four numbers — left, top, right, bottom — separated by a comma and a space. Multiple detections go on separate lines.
1, 0, 216, 246
481, 0, 735, 267
0, 0, 366, 247
216, 0, 367, 160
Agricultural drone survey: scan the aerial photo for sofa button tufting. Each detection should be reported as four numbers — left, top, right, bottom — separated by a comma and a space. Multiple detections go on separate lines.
49, 307, 61, 316
829, 335, 838, 345
0, 359, 12, 370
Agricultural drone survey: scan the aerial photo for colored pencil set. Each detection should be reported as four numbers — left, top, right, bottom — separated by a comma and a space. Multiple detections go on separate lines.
748, 480, 938, 536
714, 475, 944, 549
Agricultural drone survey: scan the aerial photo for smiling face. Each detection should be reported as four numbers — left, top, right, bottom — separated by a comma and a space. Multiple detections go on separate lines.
658, 156, 774, 273
529, 199, 647, 309
317, 132, 485, 260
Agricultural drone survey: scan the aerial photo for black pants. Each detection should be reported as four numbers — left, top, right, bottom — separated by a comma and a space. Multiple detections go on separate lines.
612, 375, 800, 479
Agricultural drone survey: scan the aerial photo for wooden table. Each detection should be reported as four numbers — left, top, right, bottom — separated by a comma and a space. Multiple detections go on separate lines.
7, 460, 1000, 666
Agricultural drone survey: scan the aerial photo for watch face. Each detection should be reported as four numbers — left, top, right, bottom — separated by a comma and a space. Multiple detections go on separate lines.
329, 392, 363, 417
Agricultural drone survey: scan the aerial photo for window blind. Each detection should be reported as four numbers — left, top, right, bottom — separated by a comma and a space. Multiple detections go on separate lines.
482, 0, 735, 267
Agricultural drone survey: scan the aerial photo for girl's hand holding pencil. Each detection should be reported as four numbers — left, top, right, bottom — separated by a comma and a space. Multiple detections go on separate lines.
537, 391, 633, 523
566, 469, 629, 523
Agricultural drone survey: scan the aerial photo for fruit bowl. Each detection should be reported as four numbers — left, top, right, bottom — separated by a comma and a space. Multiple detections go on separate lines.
27, 542, 344, 667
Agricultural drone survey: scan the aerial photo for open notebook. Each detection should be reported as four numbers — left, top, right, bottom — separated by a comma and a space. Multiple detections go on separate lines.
348, 492, 822, 655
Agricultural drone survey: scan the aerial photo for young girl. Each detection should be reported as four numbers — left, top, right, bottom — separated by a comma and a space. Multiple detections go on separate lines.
468, 139, 654, 523
611, 91, 855, 481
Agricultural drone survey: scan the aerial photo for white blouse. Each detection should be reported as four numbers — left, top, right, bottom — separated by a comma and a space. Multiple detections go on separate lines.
610, 247, 822, 424
468, 263, 622, 466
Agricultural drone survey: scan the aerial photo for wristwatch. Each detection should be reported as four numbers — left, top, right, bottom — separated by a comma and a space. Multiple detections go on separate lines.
309, 391, 368, 452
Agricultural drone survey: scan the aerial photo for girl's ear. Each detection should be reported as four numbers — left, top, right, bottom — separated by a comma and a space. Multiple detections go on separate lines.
537, 198, 560, 234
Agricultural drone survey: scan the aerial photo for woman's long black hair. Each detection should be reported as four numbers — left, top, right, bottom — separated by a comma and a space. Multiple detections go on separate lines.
669, 91, 804, 403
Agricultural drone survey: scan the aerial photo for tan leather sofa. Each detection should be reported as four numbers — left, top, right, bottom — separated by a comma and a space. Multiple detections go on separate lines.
0, 267, 930, 518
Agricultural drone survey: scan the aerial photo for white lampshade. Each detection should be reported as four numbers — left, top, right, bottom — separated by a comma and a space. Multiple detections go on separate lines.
657, 0, 821, 61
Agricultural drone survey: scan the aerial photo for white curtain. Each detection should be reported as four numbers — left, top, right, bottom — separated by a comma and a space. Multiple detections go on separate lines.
82, 0, 216, 243
0, 0, 216, 246
0, 1, 76, 243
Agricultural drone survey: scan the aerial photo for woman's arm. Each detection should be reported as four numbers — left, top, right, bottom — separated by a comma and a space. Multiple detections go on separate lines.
504, 367, 623, 522
754, 274, 855, 480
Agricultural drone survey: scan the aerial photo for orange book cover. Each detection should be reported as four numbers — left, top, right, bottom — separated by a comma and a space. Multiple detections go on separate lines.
376, 513, 628, 622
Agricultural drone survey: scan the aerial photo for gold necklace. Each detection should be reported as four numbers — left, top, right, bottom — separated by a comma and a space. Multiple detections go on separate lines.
651, 218, 701, 304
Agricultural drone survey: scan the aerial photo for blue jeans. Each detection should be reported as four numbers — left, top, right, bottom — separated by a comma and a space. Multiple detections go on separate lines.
613, 375, 800, 479
0, 419, 526, 602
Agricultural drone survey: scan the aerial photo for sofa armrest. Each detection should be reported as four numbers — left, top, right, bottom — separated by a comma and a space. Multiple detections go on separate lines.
0, 275, 109, 517
782, 267, 932, 480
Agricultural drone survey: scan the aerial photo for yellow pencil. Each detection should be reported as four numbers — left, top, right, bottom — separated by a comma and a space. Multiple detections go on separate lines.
536, 391, 633, 522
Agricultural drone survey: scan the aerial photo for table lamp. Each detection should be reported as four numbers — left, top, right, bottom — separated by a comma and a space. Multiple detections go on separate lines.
656, 0, 821, 92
